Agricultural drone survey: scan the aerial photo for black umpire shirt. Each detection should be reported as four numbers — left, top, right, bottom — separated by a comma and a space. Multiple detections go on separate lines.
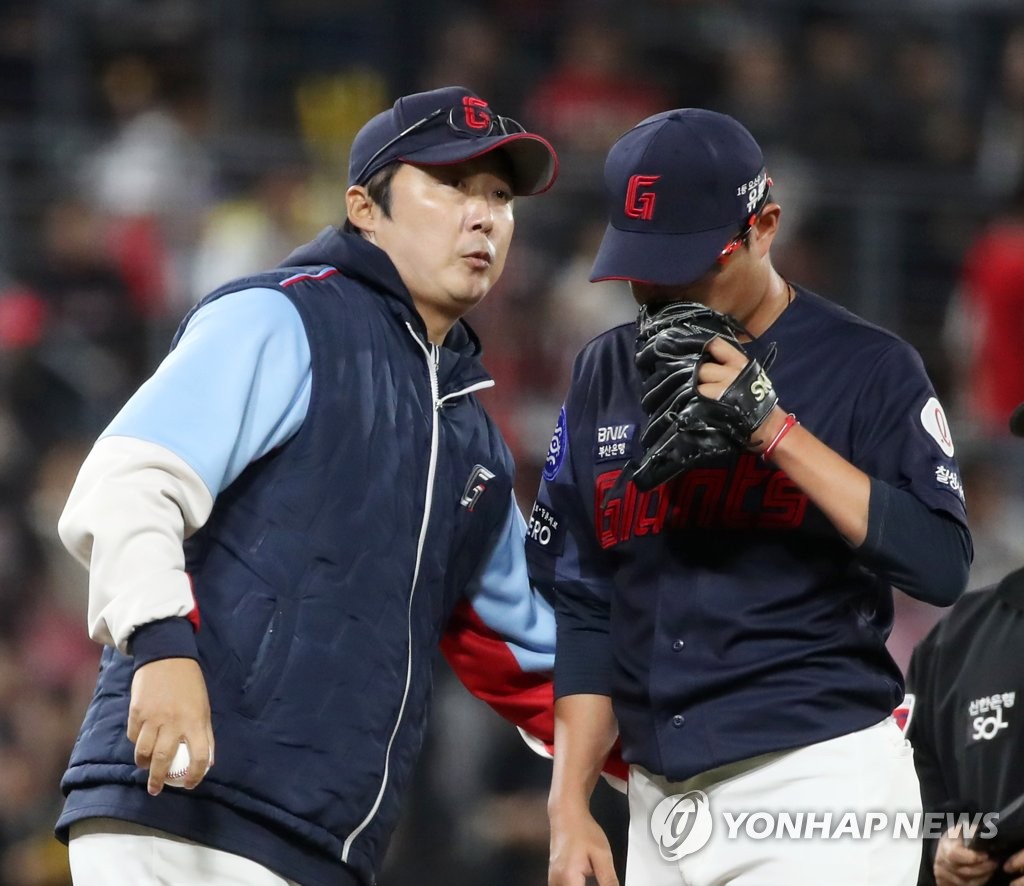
906, 566, 1024, 885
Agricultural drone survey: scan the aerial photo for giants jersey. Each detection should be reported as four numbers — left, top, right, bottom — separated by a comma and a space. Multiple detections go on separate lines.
526, 287, 969, 782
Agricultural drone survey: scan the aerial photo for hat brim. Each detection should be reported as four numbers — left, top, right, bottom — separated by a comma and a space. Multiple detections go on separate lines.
589, 220, 738, 286
399, 132, 558, 196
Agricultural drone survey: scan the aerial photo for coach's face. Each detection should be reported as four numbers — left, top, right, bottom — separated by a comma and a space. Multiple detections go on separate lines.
357, 156, 515, 342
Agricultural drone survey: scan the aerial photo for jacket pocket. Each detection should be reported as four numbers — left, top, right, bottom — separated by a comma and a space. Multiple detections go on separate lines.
238, 596, 297, 718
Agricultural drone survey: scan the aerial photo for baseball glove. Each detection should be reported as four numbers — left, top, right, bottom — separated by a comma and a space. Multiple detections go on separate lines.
627, 300, 779, 492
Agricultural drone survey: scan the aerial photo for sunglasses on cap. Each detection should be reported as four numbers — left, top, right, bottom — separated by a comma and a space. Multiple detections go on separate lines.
353, 104, 527, 186
718, 176, 774, 265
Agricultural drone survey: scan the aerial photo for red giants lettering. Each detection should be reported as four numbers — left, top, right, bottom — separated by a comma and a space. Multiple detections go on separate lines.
595, 454, 808, 548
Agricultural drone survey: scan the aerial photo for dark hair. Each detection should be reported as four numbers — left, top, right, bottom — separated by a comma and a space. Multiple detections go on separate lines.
343, 163, 399, 235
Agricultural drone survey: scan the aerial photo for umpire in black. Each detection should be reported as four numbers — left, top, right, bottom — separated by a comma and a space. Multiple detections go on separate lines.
906, 404, 1024, 886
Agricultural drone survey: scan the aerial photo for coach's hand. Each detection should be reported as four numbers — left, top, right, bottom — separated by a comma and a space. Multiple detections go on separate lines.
548, 806, 619, 886
129, 657, 214, 796
933, 828, 998, 886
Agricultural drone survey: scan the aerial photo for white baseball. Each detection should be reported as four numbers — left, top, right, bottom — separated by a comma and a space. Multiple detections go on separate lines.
164, 741, 210, 787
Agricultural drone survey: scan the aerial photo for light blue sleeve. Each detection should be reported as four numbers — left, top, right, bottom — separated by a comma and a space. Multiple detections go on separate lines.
463, 492, 557, 673
101, 287, 312, 496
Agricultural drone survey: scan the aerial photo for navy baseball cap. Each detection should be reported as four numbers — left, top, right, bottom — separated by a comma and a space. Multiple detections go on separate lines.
591, 108, 769, 285
348, 86, 558, 196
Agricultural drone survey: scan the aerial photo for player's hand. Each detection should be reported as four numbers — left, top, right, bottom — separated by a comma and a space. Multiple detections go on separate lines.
1003, 845, 1024, 884
548, 806, 619, 886
933, 828, 999, 886
128, 657, 214, 796
698, 336, 787, 452
695, 335, 748, 399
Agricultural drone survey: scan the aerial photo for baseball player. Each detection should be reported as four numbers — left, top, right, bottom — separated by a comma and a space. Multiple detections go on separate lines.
528, 109, 972, 885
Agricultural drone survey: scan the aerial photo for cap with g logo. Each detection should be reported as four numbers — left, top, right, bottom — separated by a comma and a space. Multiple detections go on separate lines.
590, 109, 767, 285
348, 86, 558, 196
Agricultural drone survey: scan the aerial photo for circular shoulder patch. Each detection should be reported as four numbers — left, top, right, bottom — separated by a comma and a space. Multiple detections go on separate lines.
920, 397, 955, 457
542, 407, 568, 482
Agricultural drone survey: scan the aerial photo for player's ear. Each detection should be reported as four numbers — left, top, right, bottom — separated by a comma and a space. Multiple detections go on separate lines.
345, 185, 377, 236
751, 203, 781, 257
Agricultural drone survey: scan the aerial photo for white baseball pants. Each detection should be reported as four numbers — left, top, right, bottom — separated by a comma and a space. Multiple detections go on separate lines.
625, 717, 923, 886
68, 818, 302, 885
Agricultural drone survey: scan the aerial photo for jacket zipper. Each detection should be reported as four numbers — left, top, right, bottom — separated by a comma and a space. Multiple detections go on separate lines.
341, 326, 491, 861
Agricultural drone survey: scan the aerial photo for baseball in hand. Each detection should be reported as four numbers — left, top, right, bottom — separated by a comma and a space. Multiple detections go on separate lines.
164, 741, 210, 787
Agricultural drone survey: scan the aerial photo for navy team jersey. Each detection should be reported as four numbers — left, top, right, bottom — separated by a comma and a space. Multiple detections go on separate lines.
526, 287, 969, 782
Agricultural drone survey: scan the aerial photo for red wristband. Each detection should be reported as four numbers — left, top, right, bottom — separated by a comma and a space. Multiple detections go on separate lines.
761, 413, 798, 461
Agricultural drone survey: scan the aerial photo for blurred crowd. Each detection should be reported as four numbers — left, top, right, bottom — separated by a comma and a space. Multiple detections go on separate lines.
1, 1, 1024, 883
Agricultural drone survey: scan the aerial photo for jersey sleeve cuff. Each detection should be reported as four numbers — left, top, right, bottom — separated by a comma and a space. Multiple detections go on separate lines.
129, 617, 200, 671
861, 477, 971, 606
554, 628, 613, 699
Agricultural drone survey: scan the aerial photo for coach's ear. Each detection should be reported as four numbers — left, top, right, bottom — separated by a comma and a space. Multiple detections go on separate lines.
345, 185, 377, 236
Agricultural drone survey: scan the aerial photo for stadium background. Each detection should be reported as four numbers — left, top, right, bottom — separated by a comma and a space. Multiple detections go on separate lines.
0, 1, 1023, 882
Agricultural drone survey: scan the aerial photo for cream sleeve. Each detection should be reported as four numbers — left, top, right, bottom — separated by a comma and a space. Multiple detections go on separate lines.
58, 435, 215, 653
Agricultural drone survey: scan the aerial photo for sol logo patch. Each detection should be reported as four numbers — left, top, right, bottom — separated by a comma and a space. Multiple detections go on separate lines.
543, 407, 568, 482
920, 397, 954, 457
968, 692, 1015, 744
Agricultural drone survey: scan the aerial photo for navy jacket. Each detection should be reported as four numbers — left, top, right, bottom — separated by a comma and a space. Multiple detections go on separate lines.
56, 229, 517, 885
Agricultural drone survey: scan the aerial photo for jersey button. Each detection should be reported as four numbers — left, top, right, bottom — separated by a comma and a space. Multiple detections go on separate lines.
672, 714, 685, 728
672, 639, 685, 651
